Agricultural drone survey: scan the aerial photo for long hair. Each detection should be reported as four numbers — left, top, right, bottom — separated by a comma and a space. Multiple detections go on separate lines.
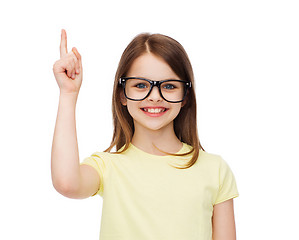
104, 33, 205, 169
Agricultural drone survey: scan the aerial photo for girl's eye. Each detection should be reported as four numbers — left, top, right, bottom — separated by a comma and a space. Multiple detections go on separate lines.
163, 84, 176, 90
136, 83, 147, 89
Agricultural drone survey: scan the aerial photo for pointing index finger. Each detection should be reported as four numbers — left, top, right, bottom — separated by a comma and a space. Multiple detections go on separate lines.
60, 29, 68, 58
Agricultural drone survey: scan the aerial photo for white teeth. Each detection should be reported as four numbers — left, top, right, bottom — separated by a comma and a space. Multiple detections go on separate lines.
143, 108, 165, 113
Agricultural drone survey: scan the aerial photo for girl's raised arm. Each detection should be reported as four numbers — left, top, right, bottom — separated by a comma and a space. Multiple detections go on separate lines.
51, 29, 100, 199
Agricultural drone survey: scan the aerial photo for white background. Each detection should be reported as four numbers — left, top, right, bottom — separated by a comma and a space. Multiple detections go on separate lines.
0, 0, 298, 239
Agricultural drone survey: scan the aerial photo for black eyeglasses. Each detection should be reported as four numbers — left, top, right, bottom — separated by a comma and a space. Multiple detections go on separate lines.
119, 77, 191, 103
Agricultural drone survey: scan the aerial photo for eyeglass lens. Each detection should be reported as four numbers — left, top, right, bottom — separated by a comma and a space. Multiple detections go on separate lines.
125, 78, 185, 102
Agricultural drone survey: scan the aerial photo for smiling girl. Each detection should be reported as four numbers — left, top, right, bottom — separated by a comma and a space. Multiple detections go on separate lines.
51, 29, 239, 240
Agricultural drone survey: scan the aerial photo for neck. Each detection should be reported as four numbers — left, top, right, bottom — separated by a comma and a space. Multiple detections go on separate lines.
131, 122, 183, 156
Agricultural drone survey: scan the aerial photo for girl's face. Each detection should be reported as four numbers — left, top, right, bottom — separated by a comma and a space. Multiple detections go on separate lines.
120, 52, 185, 133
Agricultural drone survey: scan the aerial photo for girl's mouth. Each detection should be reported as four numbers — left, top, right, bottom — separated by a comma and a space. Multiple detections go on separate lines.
141, 107, 167, 113
141, 107, 169, 116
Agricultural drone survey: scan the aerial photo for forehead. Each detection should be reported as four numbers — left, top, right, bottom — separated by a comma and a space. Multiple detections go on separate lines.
127, 52, 180, 80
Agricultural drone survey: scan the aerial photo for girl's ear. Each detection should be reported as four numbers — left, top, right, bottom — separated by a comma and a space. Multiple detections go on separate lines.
181, 95, 188, 107
120, 91, 127, 106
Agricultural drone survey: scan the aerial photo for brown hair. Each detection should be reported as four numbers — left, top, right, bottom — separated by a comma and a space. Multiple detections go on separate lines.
104, 33, 205, 169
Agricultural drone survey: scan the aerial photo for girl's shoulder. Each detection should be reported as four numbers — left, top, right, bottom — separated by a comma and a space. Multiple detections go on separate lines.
194, 147, 227, 168
197, 149, 236, 176
90, 150, 123, 161
199, 149, 222, 161
182, 142, 222, 161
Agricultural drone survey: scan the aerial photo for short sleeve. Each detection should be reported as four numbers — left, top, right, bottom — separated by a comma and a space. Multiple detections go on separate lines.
214, 157, 239, 205
80, 153, 107, 197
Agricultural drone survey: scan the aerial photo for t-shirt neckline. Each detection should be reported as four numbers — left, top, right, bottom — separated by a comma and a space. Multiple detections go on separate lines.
129, 142, 187, 158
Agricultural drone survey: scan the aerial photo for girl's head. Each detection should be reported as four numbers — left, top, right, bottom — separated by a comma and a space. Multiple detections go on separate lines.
105, 33, 205, 169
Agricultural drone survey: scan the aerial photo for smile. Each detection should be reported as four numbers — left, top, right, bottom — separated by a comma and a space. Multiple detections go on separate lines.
141, 107, 168, 113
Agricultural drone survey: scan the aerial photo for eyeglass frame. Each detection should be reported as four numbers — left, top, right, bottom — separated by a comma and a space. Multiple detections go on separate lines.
119, 77, 192, 103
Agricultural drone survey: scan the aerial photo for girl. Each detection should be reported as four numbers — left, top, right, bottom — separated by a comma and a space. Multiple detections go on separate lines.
52, 29, 239, 240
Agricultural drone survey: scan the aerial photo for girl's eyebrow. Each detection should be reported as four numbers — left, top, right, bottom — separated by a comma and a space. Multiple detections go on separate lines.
127, 76, 182, 81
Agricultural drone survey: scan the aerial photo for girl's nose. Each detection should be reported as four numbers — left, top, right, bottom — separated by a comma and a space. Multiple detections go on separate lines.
147, 86, 162, 102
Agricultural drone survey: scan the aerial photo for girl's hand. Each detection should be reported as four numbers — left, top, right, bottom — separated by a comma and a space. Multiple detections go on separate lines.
53, 29, 83, 95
